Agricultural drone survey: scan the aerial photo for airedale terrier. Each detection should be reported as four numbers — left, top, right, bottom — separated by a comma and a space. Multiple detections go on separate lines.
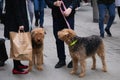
29, 28, 45, 71
58, 29, 107, 77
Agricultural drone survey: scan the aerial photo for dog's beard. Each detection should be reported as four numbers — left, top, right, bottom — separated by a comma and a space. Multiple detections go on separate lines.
32, 39, 43, 48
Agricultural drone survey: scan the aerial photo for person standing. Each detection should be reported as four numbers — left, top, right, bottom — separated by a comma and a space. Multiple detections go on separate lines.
45, 0, 78, 68
97, 0, 115, 38
115, 0, 120, 18
34, 0, 45, 28
4, 0, 29, 74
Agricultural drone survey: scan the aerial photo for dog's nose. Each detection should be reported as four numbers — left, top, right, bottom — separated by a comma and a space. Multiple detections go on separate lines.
37, 39, 40, 41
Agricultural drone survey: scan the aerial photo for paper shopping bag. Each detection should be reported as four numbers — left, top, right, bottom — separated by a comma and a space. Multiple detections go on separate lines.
10, 31, 32, 61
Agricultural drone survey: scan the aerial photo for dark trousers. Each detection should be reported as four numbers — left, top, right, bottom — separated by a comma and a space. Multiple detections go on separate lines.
0, 38, 8, 62
117, 7, 120, 18
52, 16, 74, 62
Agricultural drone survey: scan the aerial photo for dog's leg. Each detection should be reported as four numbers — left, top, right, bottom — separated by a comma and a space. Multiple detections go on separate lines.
97, 42, 107, 72
70, 57, 78, 75
36, 52, 43, 70
91, 55, 96, 70
28, 52, 35, 71
28, 50, 36, 71
79, 60, 86, 77
98, 53, 107, 72
28, 60, 33, 71
41, 53, 44, 64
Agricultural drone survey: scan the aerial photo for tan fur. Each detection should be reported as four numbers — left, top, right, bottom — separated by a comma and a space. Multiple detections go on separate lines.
29, 28, 45, 71
58, 29, 107, 77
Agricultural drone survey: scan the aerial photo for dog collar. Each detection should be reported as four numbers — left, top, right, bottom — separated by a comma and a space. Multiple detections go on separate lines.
70, 40, 78, 46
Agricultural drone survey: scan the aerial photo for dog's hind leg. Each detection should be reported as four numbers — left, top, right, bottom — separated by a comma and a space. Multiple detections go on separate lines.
91, 55, 96, 70
97, 42, 107, 72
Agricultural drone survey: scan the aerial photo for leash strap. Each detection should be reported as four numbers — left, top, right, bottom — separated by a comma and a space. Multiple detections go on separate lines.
59, 0, 71, 29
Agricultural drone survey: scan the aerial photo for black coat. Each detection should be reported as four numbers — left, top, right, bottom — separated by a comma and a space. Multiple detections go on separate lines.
4, 0, 29, 39
45, 0, 78, 18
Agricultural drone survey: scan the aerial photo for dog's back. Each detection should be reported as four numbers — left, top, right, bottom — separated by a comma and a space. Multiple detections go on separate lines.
69, 35, 103, 56
81, 35, 103, 56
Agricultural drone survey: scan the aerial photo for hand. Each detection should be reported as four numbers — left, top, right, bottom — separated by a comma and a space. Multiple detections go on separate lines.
63, 8, 72, 17
54, 1, 62, 7
19, 25, 24, 30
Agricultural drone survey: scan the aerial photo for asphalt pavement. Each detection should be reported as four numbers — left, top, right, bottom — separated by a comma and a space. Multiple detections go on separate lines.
0, 5, 120, 80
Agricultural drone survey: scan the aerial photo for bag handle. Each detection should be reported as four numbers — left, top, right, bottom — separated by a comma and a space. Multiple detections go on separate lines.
18, 26, 25, 33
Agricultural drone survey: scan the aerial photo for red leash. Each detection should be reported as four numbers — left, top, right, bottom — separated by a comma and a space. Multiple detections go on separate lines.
59, 0, 71, 29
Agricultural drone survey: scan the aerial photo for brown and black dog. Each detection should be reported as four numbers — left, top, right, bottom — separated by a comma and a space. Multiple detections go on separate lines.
58, 29, 107, 77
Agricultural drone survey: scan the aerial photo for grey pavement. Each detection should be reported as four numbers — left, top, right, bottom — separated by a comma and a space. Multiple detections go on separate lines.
0, 5, 120, 80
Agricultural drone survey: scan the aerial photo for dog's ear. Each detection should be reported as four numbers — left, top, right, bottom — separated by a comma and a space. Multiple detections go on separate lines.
42, 29, 45, 35
31, 30, 35, 37
68, 29, 76, 36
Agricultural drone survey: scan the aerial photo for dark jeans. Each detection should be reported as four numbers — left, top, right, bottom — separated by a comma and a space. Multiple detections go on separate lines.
98, 3, 115, 35
34, 0, 45, 26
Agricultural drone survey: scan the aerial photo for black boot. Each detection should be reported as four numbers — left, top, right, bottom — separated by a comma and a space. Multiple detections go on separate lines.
100, 33, 104, 38
105, 28, 112, 37
67, 60, 73, 68
35, 19, 38, 27
0, 61, 5, 67
55, 60, 66, 68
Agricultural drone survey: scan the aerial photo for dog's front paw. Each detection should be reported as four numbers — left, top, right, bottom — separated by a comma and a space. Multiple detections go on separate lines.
70, 70, 76, 74
102, 68, 107, 72
91, 67, 96, 70
28, 67, 32, 72
37, 66, 43, 71
79, 73, 85, 78
91, 64, 96, 70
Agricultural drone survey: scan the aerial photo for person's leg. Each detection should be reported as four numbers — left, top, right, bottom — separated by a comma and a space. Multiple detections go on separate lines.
53, 18, 66, 68
98, 4, 106, 38
12, 60, 28, 74
0, 38, 8, 66
34, 0, 39, 26
0, 0, 3, 22
117, 7, 120, 18
28, 0, 34, 23
39, 0, 44, 28
105, 3, 115, 36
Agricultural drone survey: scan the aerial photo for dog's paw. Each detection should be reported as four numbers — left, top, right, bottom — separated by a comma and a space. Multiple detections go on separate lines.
91, 65, 96, 70
28, 67, 32, 72
70, 70, 76, 74
37, 66, 43, 71
91, 67, 96, 70
102, 68, 107, 72
79, 73, 85, 78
